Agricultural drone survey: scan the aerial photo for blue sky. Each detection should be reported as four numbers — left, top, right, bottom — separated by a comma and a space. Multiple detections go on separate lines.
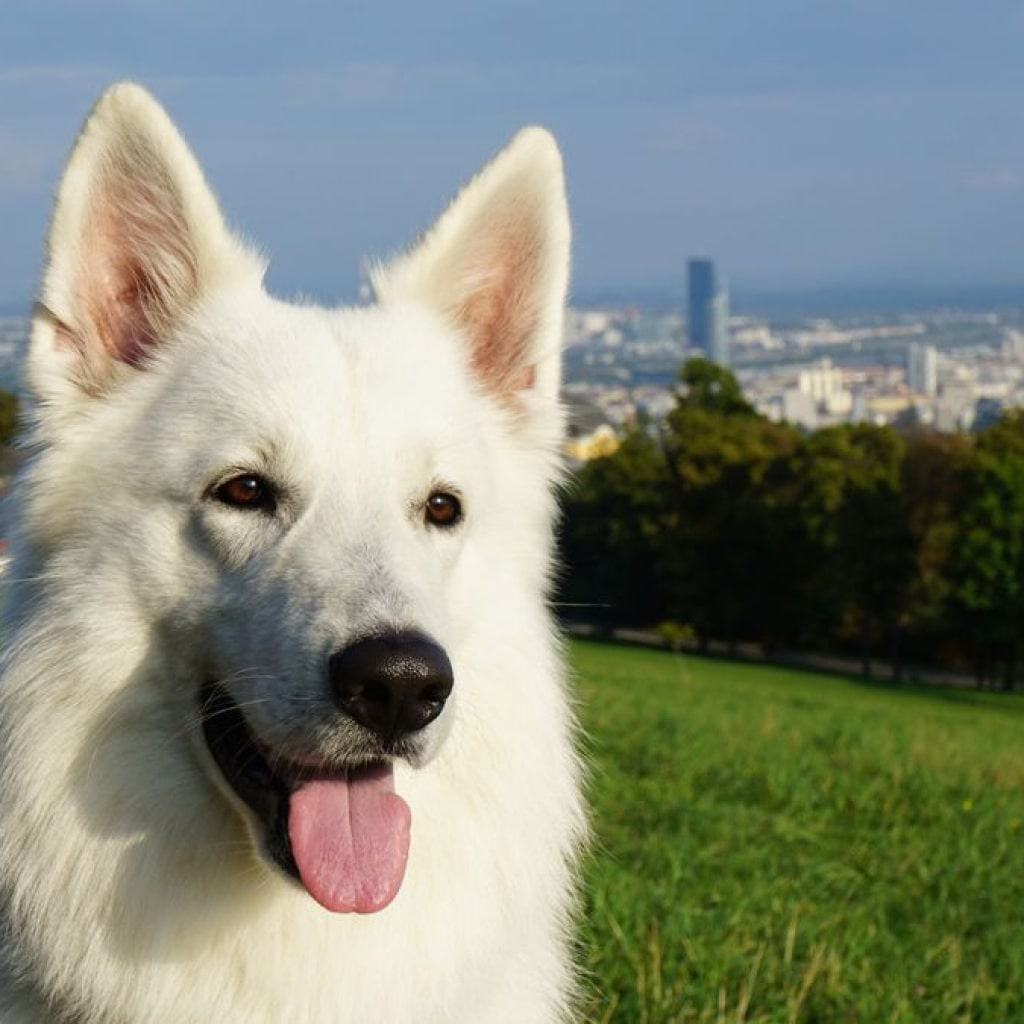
2, 1, 1024, 305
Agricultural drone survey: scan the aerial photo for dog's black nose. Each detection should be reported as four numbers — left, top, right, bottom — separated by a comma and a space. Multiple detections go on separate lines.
330, 633, 454, 742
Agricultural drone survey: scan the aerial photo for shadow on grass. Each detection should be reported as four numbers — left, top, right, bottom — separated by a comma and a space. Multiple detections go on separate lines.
830, 671, 1024, 714
570, 632, 1024, 716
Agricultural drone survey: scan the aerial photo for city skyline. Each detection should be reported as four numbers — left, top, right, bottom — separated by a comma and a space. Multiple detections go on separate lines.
4, 297, 1024, 441
2, 2, 1024, 306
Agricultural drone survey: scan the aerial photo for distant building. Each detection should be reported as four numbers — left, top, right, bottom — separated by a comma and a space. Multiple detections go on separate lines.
797, 359, 848, 408
687, 258, 730, 366
936, 383, 976, 432
565, 425, 620, 462
1003, 329, 1024, 362
794, 358, 853, 420
782, 388, 818, 430
907, 343, 938, 396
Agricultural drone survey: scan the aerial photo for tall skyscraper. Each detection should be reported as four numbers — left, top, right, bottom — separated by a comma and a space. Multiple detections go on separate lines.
687, 257, 730, 366
907, 343, 937, 397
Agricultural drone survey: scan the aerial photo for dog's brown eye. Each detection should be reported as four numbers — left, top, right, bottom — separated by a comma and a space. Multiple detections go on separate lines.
214, 474, 274, 511
425, 492, 462, 528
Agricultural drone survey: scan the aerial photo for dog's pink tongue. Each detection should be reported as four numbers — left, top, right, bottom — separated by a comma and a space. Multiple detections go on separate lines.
288, 765, 410, 914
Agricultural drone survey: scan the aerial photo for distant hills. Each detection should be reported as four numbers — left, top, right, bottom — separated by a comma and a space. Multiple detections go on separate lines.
4, 280, 1024, 322
571, 281, 1024, 317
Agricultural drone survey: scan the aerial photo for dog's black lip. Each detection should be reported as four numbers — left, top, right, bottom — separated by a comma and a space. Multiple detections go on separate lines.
199, 682, 406, 883
200, 680, 299, 880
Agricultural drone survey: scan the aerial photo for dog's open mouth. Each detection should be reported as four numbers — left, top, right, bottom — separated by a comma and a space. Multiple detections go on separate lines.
200, 682, 411, 914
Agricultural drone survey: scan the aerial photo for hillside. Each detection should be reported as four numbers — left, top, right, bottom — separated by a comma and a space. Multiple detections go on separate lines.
574, 640, 1024, 1023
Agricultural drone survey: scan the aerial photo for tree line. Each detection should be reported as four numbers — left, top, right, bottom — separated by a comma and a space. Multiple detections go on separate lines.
558, 358, 1024, 689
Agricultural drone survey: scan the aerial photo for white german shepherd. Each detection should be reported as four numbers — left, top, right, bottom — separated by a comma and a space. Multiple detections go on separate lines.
0, 84, 584, 1023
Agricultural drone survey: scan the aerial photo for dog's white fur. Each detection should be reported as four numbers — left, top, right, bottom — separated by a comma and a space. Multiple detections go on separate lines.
0, 84, 584, 1023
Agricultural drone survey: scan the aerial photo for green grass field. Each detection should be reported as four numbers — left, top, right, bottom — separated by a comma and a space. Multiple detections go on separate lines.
573, 640, 1024, 1023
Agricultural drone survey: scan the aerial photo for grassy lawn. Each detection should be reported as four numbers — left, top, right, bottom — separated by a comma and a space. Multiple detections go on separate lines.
572, 640, 1024, 1023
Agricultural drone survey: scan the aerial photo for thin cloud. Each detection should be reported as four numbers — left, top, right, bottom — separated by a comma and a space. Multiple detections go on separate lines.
963, 170, 1024, 192
0, 65, 107, 85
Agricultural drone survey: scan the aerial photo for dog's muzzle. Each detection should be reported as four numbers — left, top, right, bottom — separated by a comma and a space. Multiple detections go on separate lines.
199, 631, 454, 915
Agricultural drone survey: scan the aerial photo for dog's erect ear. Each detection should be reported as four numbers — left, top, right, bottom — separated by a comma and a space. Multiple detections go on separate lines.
373, 127, 571, 408
30, 82, 262, 406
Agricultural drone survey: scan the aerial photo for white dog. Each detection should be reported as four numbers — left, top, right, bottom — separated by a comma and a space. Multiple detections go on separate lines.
0, 84, 585, 1023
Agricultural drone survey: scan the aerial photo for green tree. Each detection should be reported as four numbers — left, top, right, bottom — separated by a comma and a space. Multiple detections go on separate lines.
661, 360, 802, 650
558, 355, 1024, 686
559, 428, 671, 628
674, 357, 755, 417
899, 429, 972, 667
794, 424, 915, 675
946, 412, 1024, 688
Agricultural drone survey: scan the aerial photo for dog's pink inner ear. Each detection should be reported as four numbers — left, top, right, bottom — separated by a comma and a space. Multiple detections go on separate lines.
449, 209, 544, 399
65, 150, 198, 370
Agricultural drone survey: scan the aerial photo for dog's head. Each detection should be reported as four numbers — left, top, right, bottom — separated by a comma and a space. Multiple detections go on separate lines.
23, 84, 569, 915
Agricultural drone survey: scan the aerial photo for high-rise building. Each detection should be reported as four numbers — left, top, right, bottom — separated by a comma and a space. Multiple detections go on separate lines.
687, 257, 730, 366
907, 343, 937, 396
